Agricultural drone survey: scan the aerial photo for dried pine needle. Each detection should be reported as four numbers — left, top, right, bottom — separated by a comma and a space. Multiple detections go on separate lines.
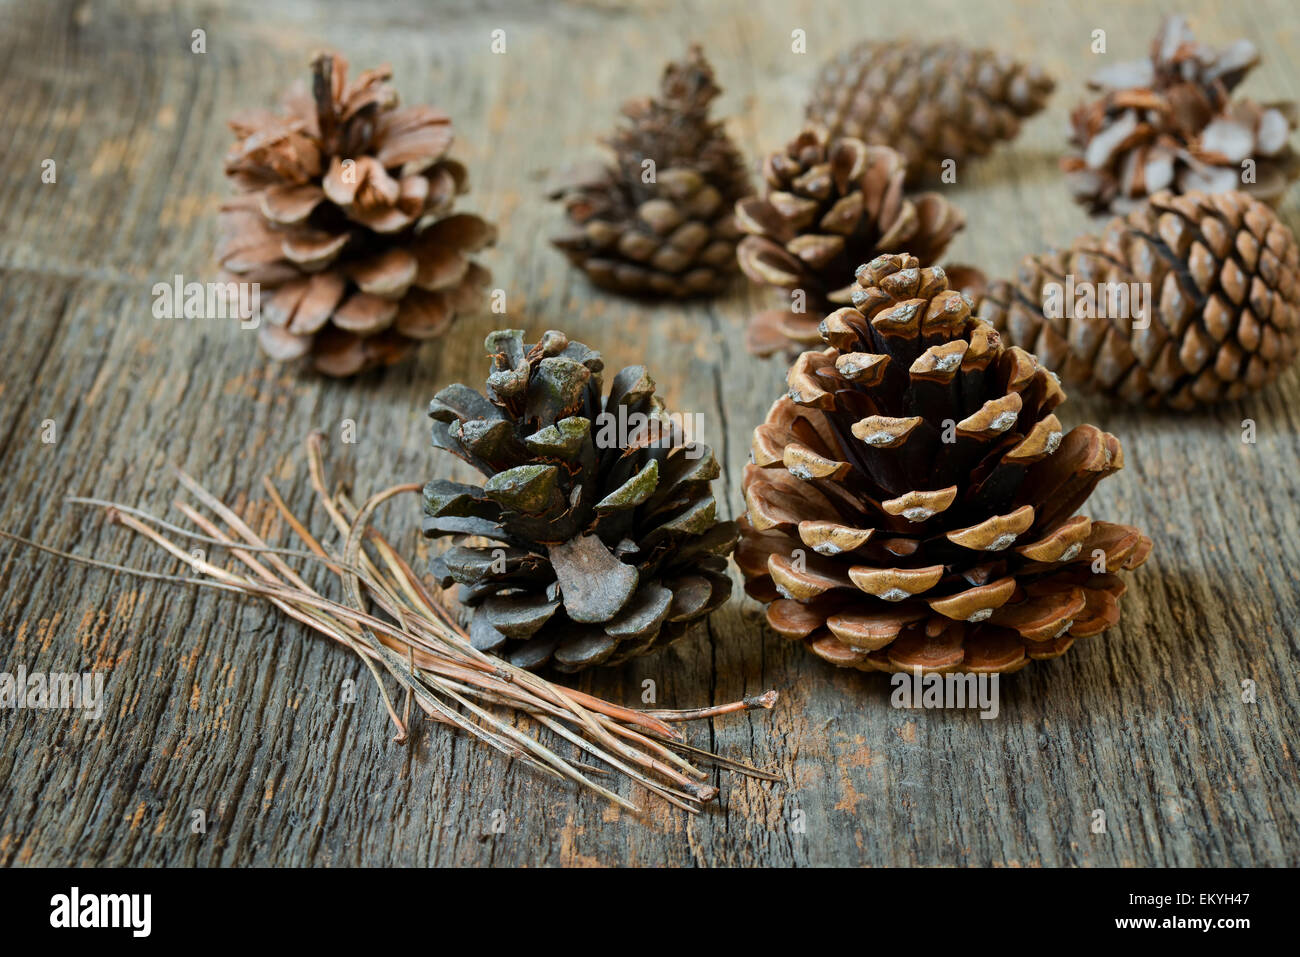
2, 435, 779, 813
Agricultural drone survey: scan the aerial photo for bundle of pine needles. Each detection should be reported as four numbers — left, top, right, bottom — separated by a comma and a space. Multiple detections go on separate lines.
3, 433, 777, 813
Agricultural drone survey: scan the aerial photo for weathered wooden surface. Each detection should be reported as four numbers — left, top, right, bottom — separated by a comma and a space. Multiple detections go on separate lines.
1, 0, 1298, 867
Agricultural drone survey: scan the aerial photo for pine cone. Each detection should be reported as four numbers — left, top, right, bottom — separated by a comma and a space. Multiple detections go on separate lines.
737, 254, 1151, 674
424, 329, 739, 672
218, 52, 497, 377
1063, 15, 1299, 214
548, 46, 750, 298
736, 129, 965, 357
970, 191, 1300, 409
805, 40, 1053, 185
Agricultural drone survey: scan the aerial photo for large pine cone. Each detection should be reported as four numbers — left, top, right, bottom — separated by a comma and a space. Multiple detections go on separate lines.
1063, 15, 1299, 214
424, 330, 738, 672
549, 46, 750, 298
218, 52, 497, 377
737, 254, 1151, 674
970, 190, 1300, 409
736, 129, 965, 357
805, 40, 1053, 185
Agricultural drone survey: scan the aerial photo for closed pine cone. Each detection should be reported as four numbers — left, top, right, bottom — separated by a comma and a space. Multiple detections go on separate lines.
549, 46, 750, 298
1062, 15, 1299, 214
218, 52, 497, 377
424, 330, 738, 672
737, 254, 1151, 674
805, 40, 1054, 185
969, 190, 1300, 409
736, 128, 964, 357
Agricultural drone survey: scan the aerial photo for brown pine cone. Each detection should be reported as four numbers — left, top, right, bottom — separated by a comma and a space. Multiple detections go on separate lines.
218, 52, 497, 377
548, 46, 750, 298
970, 191, 1300, 409
805, 40, 1054, 185
737, 253, 1151, 674
736, 129, 965, 357
1063, 15, 1299, 214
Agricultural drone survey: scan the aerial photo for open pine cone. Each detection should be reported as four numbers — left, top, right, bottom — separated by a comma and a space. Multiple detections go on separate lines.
969, 190, 1300, 409
1063, 15, 1299, 214
548, 45, 750, 298
736, 129, 965, 357
424, 330, 738, 672
218, 52, 497, 376
805, 40, 1054, 184
737, 254, 1151, 674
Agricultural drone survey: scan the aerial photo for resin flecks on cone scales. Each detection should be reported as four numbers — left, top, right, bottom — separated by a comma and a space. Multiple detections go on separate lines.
737, 254, 1151, 674
218, 52, 497, 376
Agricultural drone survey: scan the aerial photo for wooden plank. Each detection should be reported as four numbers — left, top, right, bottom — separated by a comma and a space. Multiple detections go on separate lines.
0, 0, 1298, 866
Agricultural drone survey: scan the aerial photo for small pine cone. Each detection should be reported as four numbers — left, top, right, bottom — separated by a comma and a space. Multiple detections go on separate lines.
736, 129, 965, 357
970, 191, 1300, 409
805, 40, 1053, 185
218, 52, 497, 377
549, 46, 750, 298
737, 254, 1151, 674
424, 329, 738, 672
1063, 15, 1299, 214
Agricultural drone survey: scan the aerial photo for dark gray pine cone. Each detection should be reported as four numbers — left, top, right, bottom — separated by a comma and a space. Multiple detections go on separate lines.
423, 329, 739, 672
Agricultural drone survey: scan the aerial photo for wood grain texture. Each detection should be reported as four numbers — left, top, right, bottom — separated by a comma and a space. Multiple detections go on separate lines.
1, 0, 1298, 867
